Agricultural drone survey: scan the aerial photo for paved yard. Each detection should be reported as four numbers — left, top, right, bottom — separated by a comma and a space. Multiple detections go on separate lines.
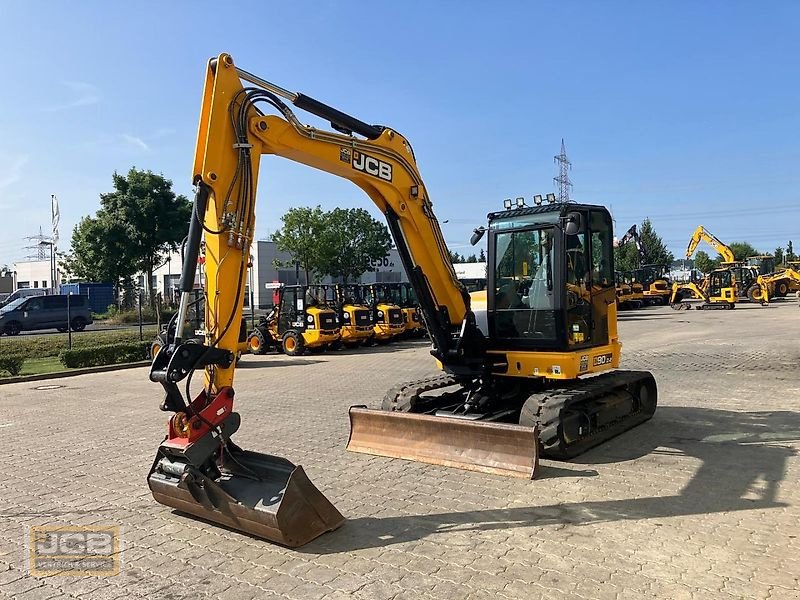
1, 301, 798, 599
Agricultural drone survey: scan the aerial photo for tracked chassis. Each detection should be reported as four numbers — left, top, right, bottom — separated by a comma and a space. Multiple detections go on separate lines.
349, 370, 657, 470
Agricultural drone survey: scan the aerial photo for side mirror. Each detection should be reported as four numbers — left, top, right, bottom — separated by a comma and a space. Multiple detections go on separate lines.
470, 227, 486, 246
563, 212, 583, 236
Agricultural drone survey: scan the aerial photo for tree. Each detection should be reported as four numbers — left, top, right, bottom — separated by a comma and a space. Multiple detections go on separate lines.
788, 240, 796, 262
774, 246, 785, 266
318, 208, 392, 282
725, 241, 759, 262
448, 250, 464, 264
69, 168, 191, 305
272, 206, 327, 284
465, 254, 478, 263
694, 250, 718, 274
67, 214, 137, 286
613, 243, 640, 272
638, 218, 674, 266
478, 248, 486, 262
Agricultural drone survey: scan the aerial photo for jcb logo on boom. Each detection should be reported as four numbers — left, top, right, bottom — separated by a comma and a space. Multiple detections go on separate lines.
352, 151, 392, 182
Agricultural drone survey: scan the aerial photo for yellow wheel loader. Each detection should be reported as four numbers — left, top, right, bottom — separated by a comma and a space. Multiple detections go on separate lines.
148, 53, 657, 547
377, 282, 427, 338
360, 283, 406, 344
246, 284, 340, 356
326, 283, 374, 348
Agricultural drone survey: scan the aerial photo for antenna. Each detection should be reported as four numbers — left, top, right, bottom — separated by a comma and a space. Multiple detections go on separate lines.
553, 138, 573, 203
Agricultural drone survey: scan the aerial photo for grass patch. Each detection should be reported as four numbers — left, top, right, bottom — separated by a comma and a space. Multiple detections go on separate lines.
18, 357, 67, 376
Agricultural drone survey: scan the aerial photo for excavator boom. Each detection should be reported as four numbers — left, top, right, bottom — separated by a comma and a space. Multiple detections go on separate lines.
686, 225, 736, 264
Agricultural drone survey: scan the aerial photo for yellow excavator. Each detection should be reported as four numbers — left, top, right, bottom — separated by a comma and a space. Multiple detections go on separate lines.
148, 53, 657, 548
684, 225, 764, 303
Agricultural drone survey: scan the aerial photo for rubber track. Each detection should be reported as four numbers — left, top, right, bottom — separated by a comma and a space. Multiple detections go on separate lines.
381, 373, 460, 412
520, 370, 656, 459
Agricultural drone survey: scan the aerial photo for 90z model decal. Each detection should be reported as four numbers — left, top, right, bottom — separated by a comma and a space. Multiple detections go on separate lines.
352, 150, 392, 181
593, 353, 614, 366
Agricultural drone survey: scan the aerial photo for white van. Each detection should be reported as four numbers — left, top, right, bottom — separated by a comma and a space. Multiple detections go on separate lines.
0, 288, 48, 307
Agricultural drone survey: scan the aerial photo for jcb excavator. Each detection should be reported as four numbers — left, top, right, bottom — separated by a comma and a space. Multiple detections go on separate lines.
148, 53, 657, 547
685, 225, 763, 302
615, 225, 669, 305
670, 270, 738, 309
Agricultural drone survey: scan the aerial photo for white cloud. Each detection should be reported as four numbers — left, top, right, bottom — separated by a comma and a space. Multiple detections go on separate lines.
0, 155, 29, 190
122, 134, 150, 152
42, 81, 101, 112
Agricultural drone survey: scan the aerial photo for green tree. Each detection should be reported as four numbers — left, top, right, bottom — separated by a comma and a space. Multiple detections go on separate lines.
465, 254, 478, 263
448, 250, 464, 264
478, 248, 486, 262
639, 218, 674, 266
774, 246, 785, 266
272, 206, 327, 284
724, 241, 760, 262
318, 208, 392, 282
67, 215, 136, 286
694, 250, 718, 274
613, 243, 640, 272
788, 240, 796, 262
68, 168, 190, 303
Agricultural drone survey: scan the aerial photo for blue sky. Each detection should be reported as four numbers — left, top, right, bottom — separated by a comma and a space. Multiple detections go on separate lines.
0, 1, 798, 265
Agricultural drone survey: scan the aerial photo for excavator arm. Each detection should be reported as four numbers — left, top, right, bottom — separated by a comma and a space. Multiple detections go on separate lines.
188, 53, 480, 393
686, 225, 736, 264
146, 53, 490, 546
616, 224, 645, 264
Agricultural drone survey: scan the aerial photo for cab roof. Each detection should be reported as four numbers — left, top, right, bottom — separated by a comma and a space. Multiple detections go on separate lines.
487, 202, 609, 223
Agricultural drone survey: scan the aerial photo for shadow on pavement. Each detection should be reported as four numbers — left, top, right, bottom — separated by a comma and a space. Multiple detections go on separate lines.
302, 406, 797, 554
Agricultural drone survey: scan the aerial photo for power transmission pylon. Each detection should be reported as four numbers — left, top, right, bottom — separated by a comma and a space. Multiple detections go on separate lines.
553, 138, 573, 203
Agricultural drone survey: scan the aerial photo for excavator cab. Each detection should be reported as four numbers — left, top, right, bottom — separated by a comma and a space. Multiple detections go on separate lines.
350, 203, 656, 475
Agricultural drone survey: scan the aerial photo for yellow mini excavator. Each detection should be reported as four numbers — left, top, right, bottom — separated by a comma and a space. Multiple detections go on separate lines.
685, 225, 764, 302
148, 54, 657, 547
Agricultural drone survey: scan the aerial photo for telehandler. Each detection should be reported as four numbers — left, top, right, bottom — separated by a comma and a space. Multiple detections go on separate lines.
148, 53, 657, 547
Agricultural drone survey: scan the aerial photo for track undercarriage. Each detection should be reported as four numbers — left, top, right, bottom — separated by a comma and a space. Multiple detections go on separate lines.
348, 370, 657, 475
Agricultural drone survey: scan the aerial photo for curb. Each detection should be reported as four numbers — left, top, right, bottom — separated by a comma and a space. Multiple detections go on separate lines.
0, 361, 151, 385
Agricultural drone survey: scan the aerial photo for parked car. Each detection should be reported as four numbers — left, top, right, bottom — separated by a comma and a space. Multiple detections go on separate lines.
0, 294, 93, 336
0, 288, 48, 307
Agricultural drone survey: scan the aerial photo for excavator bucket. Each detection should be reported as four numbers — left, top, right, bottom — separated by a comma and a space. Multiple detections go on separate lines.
149, 443, 344, 547
347, 407, 539, 479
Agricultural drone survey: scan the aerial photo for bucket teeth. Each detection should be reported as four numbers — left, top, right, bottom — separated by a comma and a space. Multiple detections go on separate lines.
148, 445, 343, 547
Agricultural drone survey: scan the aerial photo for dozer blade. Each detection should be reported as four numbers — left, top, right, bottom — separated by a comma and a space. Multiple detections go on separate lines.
148, 446, 344, 548
347, 407, 539, 479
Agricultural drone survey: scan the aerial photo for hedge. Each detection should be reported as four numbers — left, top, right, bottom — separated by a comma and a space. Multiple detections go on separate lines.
0, 328, 158, 360
0, 355, 25, 376
59, 341, 151, 369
